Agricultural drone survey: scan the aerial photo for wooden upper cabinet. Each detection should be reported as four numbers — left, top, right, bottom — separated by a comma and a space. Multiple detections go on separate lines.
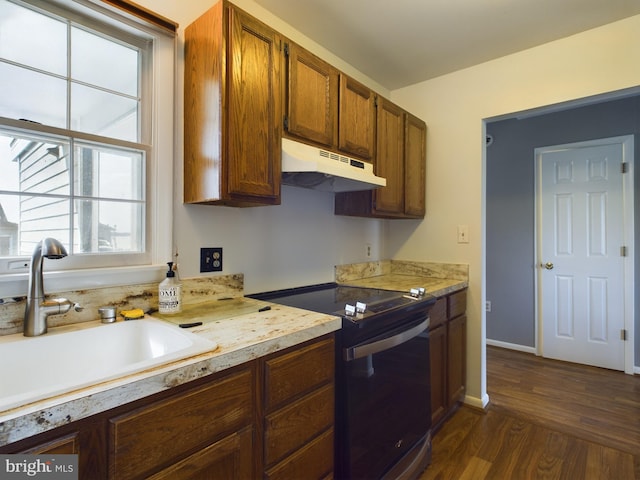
285, 46, 374, 162
285, 42, 338, 147
335, 99, 426, 219
404, 113, 427, 217
338, 74, 376, 160
184, 2, 282, 206
372, 97, 405, 215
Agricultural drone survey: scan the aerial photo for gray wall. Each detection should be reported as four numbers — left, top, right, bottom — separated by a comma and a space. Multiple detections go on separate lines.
486, 95, 640, 365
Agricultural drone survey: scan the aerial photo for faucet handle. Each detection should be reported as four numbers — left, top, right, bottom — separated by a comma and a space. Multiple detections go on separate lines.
73, 303, 84, 312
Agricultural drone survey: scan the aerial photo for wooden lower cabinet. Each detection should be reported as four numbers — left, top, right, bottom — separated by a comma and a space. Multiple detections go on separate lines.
429, 321, 448, 427
265, 428, 334, 480
429, 289, 467, 431
20, 432, 80, 454
447, 313, 467, 407
109, 368, 254, 479
1, 416, 107, 477
262, 335, 335, 479
147, 426, 253, 480
0, 335, 336, 480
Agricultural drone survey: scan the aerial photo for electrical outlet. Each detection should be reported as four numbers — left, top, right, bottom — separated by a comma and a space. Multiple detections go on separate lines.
485, 300, 492, 312
200, 247, 223, 272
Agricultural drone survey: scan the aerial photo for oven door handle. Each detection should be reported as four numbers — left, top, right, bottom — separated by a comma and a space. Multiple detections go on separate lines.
344, 317, 429, 361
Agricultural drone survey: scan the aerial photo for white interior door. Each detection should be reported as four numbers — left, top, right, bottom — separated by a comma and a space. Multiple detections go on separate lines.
536, 136, 634, 371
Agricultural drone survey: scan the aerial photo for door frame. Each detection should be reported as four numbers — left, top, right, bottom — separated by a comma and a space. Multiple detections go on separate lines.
534, 135, 635, 374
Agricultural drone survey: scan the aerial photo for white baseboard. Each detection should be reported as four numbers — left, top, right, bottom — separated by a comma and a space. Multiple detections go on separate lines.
464, 393, 490, 410
486, 339, 537, 355
487, 339, 639, 375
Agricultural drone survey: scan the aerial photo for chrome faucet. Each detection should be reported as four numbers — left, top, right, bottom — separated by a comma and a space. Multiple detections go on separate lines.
24, 238, 82, 337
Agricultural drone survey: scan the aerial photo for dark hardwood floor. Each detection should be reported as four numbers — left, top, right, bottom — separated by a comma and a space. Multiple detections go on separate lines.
420, 346, 640, 479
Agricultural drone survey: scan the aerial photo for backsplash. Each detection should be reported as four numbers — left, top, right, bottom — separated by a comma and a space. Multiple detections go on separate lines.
335, 260, 469, 283
1, 261, 469, 335
0, 274, 244, 336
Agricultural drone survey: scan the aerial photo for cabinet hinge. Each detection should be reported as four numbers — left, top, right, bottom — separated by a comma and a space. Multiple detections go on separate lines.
621, 329, 628, 341
620, 246, 627, 257
283, 116, 288, 131
621, 162, 628, 174
284, 42, 289, 56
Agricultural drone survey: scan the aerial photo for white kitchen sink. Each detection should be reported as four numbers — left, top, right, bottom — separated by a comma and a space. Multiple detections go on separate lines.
0, 318, 217, 413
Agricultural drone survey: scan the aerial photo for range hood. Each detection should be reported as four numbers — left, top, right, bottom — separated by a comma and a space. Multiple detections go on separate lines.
281, 138, 386, 192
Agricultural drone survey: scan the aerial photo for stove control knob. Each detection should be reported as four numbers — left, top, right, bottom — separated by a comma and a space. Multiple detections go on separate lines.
356, 301, 367, 314
410, 287, 426, 298
345, 304, 356, 316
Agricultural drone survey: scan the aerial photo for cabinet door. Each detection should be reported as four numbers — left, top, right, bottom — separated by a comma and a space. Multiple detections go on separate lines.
11, 421, 107, 478
373, 97, 405, 215
227, 6, 282, 204
285, 42, 338, 147
338, 74, 375, 160
447, 314, 467, 406
404, 113, 426, 217
429, 324, 447, 427
183, 1, 224, 204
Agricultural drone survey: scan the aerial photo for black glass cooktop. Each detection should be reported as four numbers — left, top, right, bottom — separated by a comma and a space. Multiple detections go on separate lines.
248, 282, 417, 317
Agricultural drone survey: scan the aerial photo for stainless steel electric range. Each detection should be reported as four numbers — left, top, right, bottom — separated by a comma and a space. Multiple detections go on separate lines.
249, 283, 436, 480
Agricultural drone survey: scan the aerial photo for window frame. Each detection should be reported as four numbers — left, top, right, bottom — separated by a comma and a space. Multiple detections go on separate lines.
0, 0, 174, 298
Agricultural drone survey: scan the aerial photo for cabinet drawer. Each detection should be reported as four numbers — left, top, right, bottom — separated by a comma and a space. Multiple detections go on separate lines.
20, 433, 79, 454
264, 336, 334, 410
147, 426, 253, 480
429, 297, 447, 329
109, 368, 253, 479
265, 383, 334, 466
448, 289, 467, 319
265, 428, 334, 480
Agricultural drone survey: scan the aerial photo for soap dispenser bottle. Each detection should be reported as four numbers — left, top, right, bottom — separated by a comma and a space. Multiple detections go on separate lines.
158, 261, 182, 314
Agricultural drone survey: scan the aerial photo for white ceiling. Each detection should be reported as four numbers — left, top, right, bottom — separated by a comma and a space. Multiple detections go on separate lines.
254, 0, 640, 90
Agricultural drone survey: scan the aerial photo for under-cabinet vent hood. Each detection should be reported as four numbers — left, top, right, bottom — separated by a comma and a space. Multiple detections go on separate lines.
281, 138, 386, 192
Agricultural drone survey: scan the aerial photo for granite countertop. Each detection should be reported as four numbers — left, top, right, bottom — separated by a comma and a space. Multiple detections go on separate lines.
340, 274, 467, 298
0, 264, 467, 447
334, 260, 468, 298
0, 297, 340, 446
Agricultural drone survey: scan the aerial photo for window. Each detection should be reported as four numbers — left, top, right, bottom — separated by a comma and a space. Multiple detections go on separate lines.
0, 0, 174, 295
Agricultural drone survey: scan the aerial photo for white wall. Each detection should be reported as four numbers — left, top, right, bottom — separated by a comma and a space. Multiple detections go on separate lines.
138, 0, 640, 406
136, 0, 391, 295
390, 15, 640, 406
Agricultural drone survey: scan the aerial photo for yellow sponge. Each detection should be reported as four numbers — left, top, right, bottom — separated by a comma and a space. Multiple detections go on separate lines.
121, 308, 145, 320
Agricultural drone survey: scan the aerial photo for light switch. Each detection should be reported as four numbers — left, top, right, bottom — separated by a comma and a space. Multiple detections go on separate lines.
457, 225, 469, 243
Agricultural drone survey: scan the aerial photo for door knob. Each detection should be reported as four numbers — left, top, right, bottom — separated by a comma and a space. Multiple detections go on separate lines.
542, 262, 554, 270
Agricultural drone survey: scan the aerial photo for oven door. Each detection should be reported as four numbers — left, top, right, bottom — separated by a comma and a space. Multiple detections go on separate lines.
336, 315, 431, 479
